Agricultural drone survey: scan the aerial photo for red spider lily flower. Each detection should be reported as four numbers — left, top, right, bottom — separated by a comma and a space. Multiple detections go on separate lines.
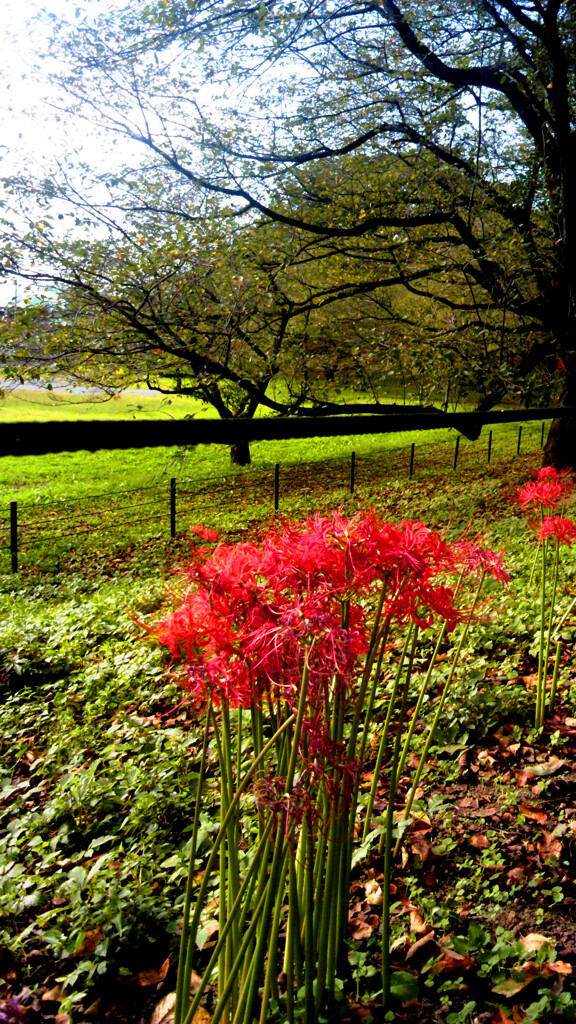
185, 542, 265, 608
386, 579, 461, 631
253, 776, 321, 843
259, 513, 377, 600
243, 595, 369, 711
144, 511, 494, 716
538, 516, 576, 545
455, 543, 510, 584
189, 524, 220, 543
515, 467, 573, 511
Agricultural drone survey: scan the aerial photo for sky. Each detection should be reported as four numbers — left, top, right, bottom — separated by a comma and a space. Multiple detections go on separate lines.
0, 0, 137, 304
1, 0, 74, 303
2, 0, 70, 175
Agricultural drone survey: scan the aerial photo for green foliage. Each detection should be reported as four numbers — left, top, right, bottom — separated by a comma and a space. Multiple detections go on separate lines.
1, 450, 576, 1020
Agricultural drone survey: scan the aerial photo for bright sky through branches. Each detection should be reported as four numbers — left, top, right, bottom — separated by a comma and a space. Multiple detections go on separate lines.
0, 0, 141, 304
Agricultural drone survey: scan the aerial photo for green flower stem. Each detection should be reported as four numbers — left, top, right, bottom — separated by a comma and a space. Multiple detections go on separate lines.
259, 853, 290, 1024
395, 622, 447, 783
344, 576, 392, 777
549, 640, 562, 713
528, 540, 540, 588
285, 664, 310, 791
250, 704, 264, 761
553, 594, 576, 639
362, 625, 413, 842
381, 626, 418, 1008
236, 705, 243, 785
543, 539, 560, 717
315, 802, 340, 1016
355, 620, 391, 766
181, 816, 275, 1024
536, 540, 548, 728
284, 854, 301, 1024
176, 713, 296, 1022
184, 882, 269, 1024
174, 703, 212, 1024
219, 822, 229, 1022
326, 786, 350, 994
220, 705, 241, 1016
193, 839, 286, 1024
395, 575, 485, 856
303, 821, 315, 1024
284, 825, 307, 983
343, 620, 391, 897
312, 808, 328, 953
232, 833, 288, 1024
333, 795, 352, 984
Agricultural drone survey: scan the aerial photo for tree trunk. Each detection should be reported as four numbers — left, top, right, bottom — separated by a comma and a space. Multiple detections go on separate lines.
543, 361, 576, 470
543, 414, 576, 470
230, 440, 251, 466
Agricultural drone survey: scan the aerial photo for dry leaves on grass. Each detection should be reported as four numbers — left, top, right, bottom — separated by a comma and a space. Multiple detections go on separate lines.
151, 992, 212, 1024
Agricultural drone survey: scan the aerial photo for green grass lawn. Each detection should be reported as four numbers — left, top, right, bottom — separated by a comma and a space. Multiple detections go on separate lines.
0, 387, 548, 508
0, 384, 550, 576
1, 453, 575, 1024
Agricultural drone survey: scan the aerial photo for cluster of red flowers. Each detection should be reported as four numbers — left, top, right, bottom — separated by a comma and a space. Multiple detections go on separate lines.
148, 512, 506, 720
515, 466, 576, 544
516, 466, 573, 512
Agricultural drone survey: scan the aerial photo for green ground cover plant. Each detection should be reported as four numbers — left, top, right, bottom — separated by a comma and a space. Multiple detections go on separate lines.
1, 444, 575, 1024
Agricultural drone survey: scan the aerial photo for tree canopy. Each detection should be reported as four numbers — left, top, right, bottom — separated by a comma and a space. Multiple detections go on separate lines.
2, 0, 575, 463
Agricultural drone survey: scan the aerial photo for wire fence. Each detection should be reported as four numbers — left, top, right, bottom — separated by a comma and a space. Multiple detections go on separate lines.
0, 419, 548, 573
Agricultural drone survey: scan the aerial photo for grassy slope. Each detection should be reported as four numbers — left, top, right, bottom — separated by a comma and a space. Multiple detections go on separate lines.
0, 388, 547, 507
1, 443, 576, 1022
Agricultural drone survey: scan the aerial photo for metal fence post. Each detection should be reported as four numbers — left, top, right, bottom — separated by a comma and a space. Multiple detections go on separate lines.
541, 421, 545, 448
453, 435, 460, 470
10, 501, 18, 573
487, 430, 493, 464
350, 451, 356, 494
517, 426, 522, 455
409, 443, 415, 478
170, 477, 176, 538
274, 463, 280, 511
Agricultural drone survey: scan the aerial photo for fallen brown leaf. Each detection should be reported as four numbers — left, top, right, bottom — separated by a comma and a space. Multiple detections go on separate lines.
349, 913, 380, 940
536, 830, 563, 861
151, 992, 176, 1024
42, 986, 64, 1004
459, 796, 479, 809
75, 928, 104, 956
529, 756, 565, 777
520, 933, 552, 953
519, 804, 547, 824
409, 836, 433, 863
491, 1011, 514, 1024
469, 834, 490, 849
409, 907, 427, 934
492, 963, 540, 996
544, 960, 573, 976
364, 879, 383, 906
434, 947, 474, 974
191, 1009, 212, 1023
134, 956, 171, 987
405, 931, 440, 963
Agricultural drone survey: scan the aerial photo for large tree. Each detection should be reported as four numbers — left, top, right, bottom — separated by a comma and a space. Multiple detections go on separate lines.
3, 0, 575, 462
2, 171, 460, 463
